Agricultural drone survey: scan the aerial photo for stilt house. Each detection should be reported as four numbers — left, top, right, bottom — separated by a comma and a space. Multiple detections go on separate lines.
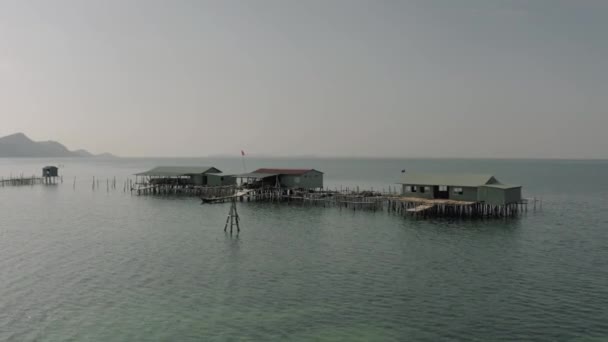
236, 168, 323, 189
135, 166, 236, 186
398, 173, 522, 205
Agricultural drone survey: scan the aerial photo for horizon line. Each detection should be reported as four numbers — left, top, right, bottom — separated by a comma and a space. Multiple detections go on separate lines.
6, 155, 607, 161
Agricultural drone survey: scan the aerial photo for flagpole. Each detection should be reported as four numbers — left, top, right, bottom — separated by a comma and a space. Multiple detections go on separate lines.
241, 150, 246, 173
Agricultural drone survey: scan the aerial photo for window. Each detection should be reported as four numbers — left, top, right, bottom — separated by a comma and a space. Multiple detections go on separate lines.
411, 186, 417, 193
405, 186, 412, 192
425, 186, 431, 192
439, 185, 448, 191
453, 187, 463, 195
294, 177, 300, 184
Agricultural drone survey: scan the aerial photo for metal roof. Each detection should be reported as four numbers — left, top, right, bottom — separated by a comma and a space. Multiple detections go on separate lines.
233, 172, 278, 179
206, 173, 233, 177
399, 173, 498, 187
253, 168, 323, 175
480, 183, 521, 189
135, 166, 221, 177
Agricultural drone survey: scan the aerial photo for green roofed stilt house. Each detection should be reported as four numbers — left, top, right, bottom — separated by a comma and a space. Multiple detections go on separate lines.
398, 173, 522, 206
135, 166, 236, 186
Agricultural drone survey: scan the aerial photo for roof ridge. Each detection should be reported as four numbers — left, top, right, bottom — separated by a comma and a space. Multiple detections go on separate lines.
399, 173, 497, 187
135, 166, 221, 176
252, 168, 322, 175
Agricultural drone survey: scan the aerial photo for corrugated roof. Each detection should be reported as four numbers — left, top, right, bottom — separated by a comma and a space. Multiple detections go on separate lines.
206, 173, 233, 177
135, 166, 221, 177
399, 173, 497, 187
253, 168, 323, 175
480, 183, 521, 189
233, 172, 278, 179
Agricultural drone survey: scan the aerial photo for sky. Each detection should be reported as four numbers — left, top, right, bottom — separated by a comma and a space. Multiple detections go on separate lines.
0, 0, 607, 158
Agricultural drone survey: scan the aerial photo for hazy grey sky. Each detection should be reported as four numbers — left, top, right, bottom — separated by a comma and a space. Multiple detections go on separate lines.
1, 0, 606, 158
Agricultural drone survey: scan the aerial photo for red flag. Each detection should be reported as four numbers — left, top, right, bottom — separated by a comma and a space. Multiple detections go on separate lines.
241, 150, 245, 156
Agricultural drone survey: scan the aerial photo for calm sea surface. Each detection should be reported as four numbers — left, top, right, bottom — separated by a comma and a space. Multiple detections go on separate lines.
1, 157, 607, 341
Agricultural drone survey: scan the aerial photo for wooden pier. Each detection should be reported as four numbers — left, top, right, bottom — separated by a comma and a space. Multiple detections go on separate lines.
222, 188, 385, 211
1, 166, 62, 187
1, 174, 537, 219
132, 184, 236, 197
385, 196, 529, 218
132, 182, 535, 219
199, 187, 531, 218
0, 176, 56, 187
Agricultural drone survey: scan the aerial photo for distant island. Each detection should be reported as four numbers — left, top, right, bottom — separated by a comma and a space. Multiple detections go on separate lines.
0, 133, 116, 158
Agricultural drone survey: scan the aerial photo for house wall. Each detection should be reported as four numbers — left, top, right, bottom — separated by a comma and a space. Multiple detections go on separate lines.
190, 175, 204, 186
221, 176, 237, 186
401, 184, 478, 201
280, 171, 323, 189
42, 168, 58, 177
401, 184, 435, 199
449, 186, 478, 202
505, 187, 522, 204
206, 175, 221, 186
266, 177, 279, 187
478, 186, 522, 205
207, 174, 236, 186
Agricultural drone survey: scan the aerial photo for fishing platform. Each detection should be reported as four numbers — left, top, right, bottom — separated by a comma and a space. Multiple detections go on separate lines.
1, 166, 62, 187
131, 166, 536, 219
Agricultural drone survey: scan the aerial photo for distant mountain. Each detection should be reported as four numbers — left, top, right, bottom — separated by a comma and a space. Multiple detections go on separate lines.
72, 149, 94, 157
0, 133, 116, 158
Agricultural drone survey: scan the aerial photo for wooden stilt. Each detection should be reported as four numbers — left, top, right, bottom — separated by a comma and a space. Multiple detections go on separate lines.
224, 195, 241, 234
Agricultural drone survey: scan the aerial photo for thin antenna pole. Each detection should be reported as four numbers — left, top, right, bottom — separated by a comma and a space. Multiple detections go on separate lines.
241, 150, 246, 173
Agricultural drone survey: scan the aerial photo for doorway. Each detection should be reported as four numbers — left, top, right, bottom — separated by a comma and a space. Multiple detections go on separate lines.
434, 186, 449, 199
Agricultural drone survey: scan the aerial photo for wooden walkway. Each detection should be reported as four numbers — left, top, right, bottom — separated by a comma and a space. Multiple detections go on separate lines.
385, 196, 528, 218
131, 183, 535, 219
0, 176, 59, 186
407, 204, 435, 213
197, 187, 532, 218
201, 190, 252, 204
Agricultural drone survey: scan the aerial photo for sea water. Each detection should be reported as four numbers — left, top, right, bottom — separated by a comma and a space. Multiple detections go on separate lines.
1, 157, 607, 341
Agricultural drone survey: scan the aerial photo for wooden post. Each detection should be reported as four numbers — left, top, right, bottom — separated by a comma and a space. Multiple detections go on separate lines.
224, 193, 241, 234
